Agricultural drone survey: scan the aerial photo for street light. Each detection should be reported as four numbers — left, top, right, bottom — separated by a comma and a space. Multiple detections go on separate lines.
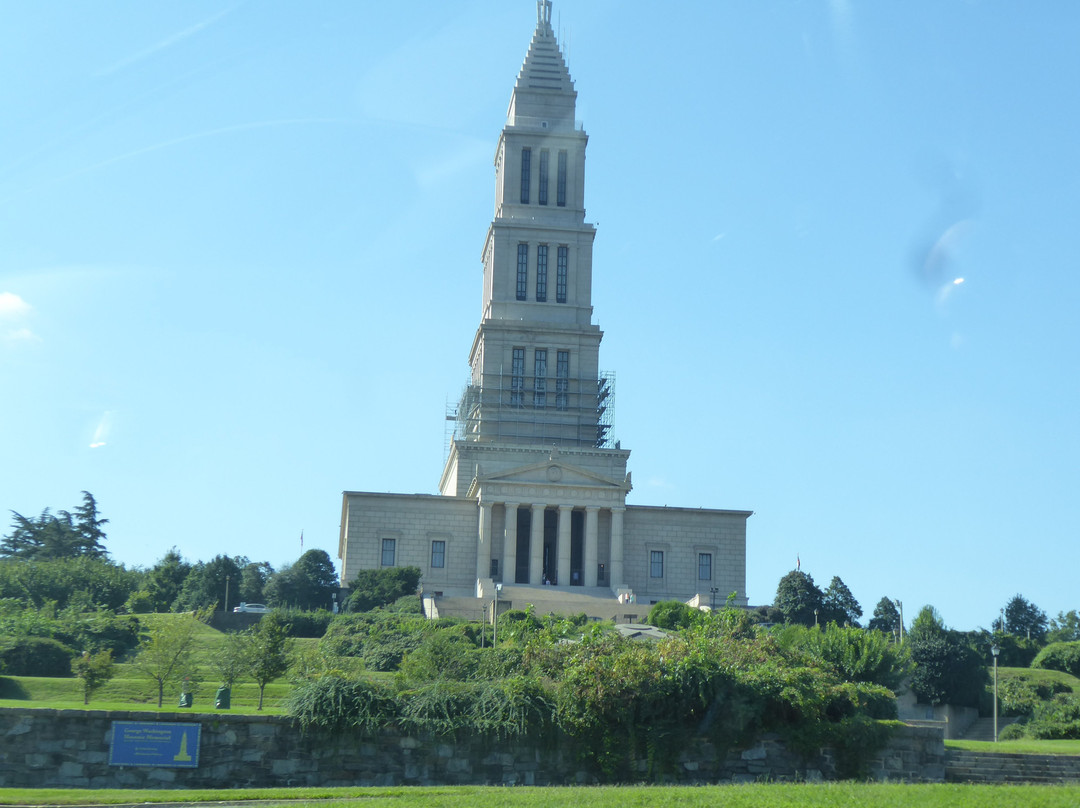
710, 587, 719, 611
814, 608, 819, 629
493, 584, 503, 646
991, 643, 1000, 742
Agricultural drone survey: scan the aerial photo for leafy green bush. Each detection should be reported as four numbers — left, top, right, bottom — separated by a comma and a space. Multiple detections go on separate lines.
774, 624, 911, 691
1032, 642, 1080, 678
998, 722, 1027, 740
396, 677, 552, 739
342, 567, 421, 613
286, 673, 396, 734
278, 608, 333, 638
646, 600, 703, 630
1024, 693, 1080, 740
0, 636, 75, 676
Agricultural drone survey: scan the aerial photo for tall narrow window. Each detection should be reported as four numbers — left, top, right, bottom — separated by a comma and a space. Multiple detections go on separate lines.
431, 540, 446, 569
534, 349, 547, 409
511, 348, 525, 407
698, 553, 712, 581
556, 246, 568, 303
535, 245, 548, 302
650, 550, 664, 578
516, 244, 528, 300
520, 148, 531, 204
381, 538, 396, 567
556, 350, 569, 410
538, 149, 549, 205
556, 150, 567, 207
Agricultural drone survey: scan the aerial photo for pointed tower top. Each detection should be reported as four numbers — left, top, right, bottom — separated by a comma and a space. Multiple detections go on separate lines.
508, 1, 576, 128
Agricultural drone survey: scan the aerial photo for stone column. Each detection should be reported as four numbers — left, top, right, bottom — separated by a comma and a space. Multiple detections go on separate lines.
529, 504, 545, 585
557, 505, 572, 586
609, 506, 625, 589
584, 506, 599, 587
476, 500, 494, 581
502, 503, 519, 584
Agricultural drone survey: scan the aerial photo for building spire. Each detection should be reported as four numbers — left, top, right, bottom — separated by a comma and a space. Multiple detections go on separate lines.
537, 0, 552, 31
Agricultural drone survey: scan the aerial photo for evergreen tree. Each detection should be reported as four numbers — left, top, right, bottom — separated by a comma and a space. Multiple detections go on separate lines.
821, 575, 862, 627
143, 549, 192, 612
1002, 594, 1048, 641
71, 491, 109, 559
773, 569, 824, 627
868, 597, 903, 636
1, 492, 109, 560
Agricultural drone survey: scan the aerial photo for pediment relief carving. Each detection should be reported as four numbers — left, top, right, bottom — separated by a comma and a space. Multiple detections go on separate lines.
482, 459, 627, 491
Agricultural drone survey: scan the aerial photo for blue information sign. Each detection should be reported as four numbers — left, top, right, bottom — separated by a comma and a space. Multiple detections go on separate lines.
109, 721, 201, 768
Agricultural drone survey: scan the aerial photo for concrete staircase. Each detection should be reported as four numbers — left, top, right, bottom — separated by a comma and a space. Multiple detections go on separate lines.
958, 716, 1018, 742
431, 584, 652, 623
945, 748, 1080, 784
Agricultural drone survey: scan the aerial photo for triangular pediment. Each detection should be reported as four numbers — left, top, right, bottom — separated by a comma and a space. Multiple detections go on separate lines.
483, 458, 625, 490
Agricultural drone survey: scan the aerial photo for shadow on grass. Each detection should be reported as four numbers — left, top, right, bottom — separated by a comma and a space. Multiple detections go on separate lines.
0, 677, 30, 700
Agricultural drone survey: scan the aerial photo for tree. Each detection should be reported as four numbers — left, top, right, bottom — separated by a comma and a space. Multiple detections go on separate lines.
141, 548, 192, 612
213, 631, 250, 690
868, 597, 902, 636
821, 576, 862, 627
773, 569, 824, 626
132, 610, 209, 707
343, 566, 421, 613
239, 561, 274, 605
246, 612, 293, 710
1002, 594, 1048, 641
906, 605, 987, 707
264, 550, 337, 611
72, 650, 115, 705
175, 555, 245, 612
1048, 610, 1080, 644
1, 492, 109, 560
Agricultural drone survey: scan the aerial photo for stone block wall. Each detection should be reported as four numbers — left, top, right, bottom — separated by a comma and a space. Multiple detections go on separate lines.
0, 708, 945, 788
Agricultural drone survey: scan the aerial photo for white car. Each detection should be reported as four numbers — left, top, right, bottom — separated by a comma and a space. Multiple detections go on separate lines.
233, 602, 270, 614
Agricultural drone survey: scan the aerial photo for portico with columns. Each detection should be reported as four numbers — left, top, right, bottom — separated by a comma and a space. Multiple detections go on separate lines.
337, 2, 750, 613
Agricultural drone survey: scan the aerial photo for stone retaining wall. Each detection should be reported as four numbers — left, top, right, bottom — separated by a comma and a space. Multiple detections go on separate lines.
0, 708, 944, 788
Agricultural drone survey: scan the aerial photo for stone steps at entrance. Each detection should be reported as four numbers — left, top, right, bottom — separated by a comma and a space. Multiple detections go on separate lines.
945, 749, 1080, 784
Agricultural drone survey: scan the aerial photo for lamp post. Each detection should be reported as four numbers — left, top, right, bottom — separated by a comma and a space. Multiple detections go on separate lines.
224, 576, 230, 614
710, 587, 718, 611
814, 608, 819, 629
991, 643, 1000, 742
493, 584, 503, 646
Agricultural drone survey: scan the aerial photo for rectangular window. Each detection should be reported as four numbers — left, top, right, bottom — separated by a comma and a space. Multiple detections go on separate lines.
538, 149, 549, 205
698, 553, 712, 581
536, 244, 548, 302
534, 349, 547, 408
556, 246, 568, 303
520, 148, 531, 204
511, 347, 525, 407
557, 150, 567, 207
556, 350, 569, 410
431, 540, 446, 569
381, 538, 396, 567
650, 550, 664, 578
516, 244, 528, 300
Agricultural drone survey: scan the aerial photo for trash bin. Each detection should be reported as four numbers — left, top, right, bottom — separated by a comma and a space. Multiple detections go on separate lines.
215, 686, 231, 709
178, 691, 193, 708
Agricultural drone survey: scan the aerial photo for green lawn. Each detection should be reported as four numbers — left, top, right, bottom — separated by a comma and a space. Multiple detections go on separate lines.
947, 738, 1080, 756
1, 784, 1079, 808
0, 618, 321, 714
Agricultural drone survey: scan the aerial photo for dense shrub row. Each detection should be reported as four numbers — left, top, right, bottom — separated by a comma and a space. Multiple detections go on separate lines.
288, 607, 898, 780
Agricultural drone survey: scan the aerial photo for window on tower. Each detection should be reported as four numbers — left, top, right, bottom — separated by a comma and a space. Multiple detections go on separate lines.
538, 149, 549, 205
557, 246, 568, 303
511, 348, 525, 407
534, 349, 547, 408
557, 150, 567, 207
516, 244, 528, 301
520, 148, 531, 204
556, 350, 569, 410
536, 245, 548, 302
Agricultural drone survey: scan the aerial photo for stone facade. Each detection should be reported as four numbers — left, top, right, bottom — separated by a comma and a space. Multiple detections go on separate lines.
0, 708, 946, 788
337, 2, 751, 610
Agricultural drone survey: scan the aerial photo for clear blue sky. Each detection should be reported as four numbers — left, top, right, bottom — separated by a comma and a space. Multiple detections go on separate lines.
2, 1, 1078, 632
